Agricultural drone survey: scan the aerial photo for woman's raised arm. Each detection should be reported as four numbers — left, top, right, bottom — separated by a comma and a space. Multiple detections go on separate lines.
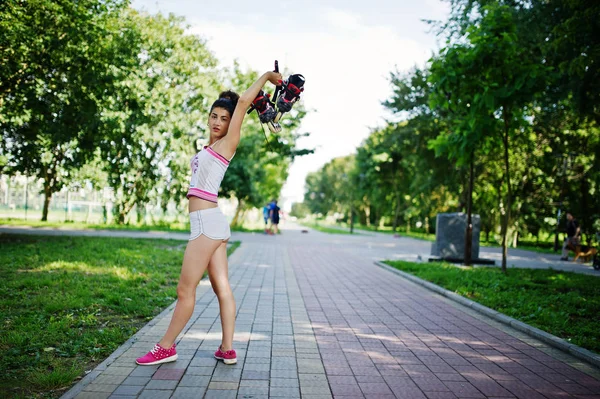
222, 71, 282, 152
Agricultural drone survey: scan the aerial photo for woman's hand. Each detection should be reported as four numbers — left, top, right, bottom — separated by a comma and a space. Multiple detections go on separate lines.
266, 71, 283, 86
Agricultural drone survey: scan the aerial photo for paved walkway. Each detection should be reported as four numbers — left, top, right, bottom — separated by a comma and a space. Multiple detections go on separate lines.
2, 224, 600, 398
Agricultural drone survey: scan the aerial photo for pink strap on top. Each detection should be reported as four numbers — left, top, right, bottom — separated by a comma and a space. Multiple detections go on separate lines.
208, 139, 235, 162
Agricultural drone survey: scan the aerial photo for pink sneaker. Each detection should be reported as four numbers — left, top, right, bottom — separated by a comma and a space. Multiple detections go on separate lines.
136, 343, 177, 366
214, 346, 237, 365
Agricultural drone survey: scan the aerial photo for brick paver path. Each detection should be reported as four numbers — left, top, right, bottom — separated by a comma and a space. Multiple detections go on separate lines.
53, 227, 600, 398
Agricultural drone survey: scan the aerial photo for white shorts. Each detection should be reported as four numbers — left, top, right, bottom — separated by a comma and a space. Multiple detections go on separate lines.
189, 208, 231, 241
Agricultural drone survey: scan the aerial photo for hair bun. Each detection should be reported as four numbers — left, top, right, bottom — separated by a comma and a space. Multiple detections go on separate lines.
219, 90, 240, 104
210, 90, 240, 115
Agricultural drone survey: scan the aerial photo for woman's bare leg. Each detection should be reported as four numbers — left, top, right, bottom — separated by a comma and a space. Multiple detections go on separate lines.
159, 235, 222, 349
208, 241, 236, 351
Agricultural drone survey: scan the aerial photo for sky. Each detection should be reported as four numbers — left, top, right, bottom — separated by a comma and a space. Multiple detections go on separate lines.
131, 0, 450, 211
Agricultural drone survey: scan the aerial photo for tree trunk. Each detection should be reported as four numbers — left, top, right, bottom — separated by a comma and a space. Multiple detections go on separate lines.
231, 200, 244, 227
500, 107, 513, 273
42, 185, 52, 222
392, 194, 401, 233
118, 208, 127, 224
580, 166, 589, 237
464, 153, 474, 266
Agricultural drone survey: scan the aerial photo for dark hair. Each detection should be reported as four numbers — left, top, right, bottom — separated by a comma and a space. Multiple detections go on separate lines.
210, 90, 239, 116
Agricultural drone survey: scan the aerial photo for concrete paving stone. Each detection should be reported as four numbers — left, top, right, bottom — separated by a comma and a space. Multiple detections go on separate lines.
128, 366, 159, 377
301, 385, 333, 395
325, 365, 354, 375
144, 380, 178, 390
75, 393, 111, 399
354, 375, 386, 384
204, 389, 238, 399
236, 386, 270, 396
330, 384, 363, 396
239, 379, 269, 388
93, 374, 128, 385
245, 349, 271, 358
243, 356, 271, 365
102, 366, 134, 377
177, 375, 211, 387
271, 377, 300, 387
137, 389, 173, 399
121, 376, 151, 386
412, 377, 452, 392
299, 373, 329, 384
211, 367, 242, 380
273, 336, 295, 344
151, 368, 185, 380
242, 362, 270, 372
270, 387, 301, 397
208, 381, 240, 390
189, 357, 217, 367
82, 384, 118, 393
111, 385, 145, 396
389, 387, 428, 399
273, 350, 297, 357
184, 366, 214, 376
170, 386, 207, 399
443, 381, 486, 398
108, 395, 137, 399
241, 370, 270, 380
270, 369, 299, 378
357, 382, 394, 395
350, 366, 381, 376
424, 392, 459, 399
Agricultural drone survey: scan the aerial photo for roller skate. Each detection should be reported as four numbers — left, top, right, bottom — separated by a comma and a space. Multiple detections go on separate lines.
246, 89, 281, 133
248, 60, 306, 133
274, 73, 305, 123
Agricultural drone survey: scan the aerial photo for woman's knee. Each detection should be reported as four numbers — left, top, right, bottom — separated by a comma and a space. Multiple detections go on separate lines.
177, 283, 196, 301
215, 286, 234, 301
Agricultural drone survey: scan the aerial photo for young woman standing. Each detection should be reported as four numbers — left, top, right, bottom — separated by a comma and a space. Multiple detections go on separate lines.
136, 70, 282, 366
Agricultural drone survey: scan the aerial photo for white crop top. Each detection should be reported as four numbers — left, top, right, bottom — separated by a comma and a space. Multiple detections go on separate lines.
186, 144, 232, 203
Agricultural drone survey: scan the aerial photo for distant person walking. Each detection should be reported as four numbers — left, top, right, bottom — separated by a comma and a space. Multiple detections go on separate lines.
263, 202, 271, 234
270, 200, 281, 235
561, 211, 581, 261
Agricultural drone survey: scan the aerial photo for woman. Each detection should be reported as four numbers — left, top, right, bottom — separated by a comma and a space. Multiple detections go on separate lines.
136, 70, 283, 366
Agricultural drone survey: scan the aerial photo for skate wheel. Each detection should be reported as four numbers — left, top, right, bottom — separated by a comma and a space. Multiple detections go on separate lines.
274, 112, 283, 123
267, 122, 282, 133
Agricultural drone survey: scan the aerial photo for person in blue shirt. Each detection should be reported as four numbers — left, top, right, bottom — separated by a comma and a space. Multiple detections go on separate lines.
262, 202, 271, 234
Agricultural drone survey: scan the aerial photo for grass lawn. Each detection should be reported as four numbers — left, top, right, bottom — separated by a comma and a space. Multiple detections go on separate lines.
0, 217, 189, 233
0, 217, 269, 235
385, 260, 600, 354
0, 234, 240, 399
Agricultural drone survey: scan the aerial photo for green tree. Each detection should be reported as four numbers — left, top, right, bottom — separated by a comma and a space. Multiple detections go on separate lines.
428, 4, 545, 270
0, 0, 127, 221
98, 9, 219, 224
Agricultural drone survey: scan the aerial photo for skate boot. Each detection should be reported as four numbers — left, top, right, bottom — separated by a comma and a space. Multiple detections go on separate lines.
274, 73, 305, 123
247, 90, 281, 133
